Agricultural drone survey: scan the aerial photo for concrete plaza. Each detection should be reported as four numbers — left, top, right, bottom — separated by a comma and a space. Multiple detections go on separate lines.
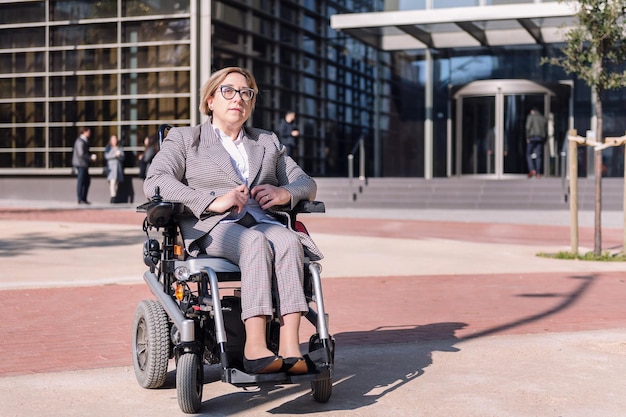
0, 201, 625, 416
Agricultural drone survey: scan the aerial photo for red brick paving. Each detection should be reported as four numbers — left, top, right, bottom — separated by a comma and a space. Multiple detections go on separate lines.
1, 207, 625, 377
0, 207, 621, 247
2, 271, 624, 377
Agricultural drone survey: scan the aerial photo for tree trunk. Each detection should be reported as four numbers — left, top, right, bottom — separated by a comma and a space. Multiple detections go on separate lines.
593, 91, 603, 256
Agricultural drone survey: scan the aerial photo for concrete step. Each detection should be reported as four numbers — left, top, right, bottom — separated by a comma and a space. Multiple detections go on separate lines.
315, 177, 625, 211
1, 176, 623, 212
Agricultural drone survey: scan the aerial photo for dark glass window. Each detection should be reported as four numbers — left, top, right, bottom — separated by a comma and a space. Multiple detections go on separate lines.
0, 104, 10, 123
326, 45, 338, 61
121, 97, 190, 121
49, 100, 118, 123
279, 90, 297, 113
0, 2, 45, 24
48, 151, 72, 169
251, 0, 272, 10
123, 19, 190, 42
252, 61, 272, 85
0, 150, 46, 168
302, 56, 316, 75
0, 27, 45, 48
120, 125, 162, 148
50, 48, 118, 72
49, 127, 78, 148
303, 0, 318, 12
302, 97, 316, 116
303, 35, 317, 54
327, 82, 337, 100
213, 24, 243, 52
279, 69, 296, 90
279, 4, 297, 23
50, 74, 117, 97
0, 127, 45, 148
252, 15, 273, 38
213, 50, 245, 69
1, 101, 45, 123
303, 76, 316, 95
213, 2, 245, 27
303, 15, 316, 33
280, 26, 296, 44
124, 0, 190, 16
122, 45, 190, 68
326, 103, 337, 120
2, 52, 45, 73
0, 77, 45, 99
122, 71, 190, 94
50, 23, 117, 46
253, 37, 273, 59
51, 0, 117, 20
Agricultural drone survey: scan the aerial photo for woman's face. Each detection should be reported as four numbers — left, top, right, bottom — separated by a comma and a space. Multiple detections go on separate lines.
110, 135, 118, 146
207, 72, 252, 132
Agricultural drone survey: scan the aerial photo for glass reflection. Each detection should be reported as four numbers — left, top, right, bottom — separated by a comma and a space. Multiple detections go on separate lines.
124, 0, 190, 16
50, 23, 117, 46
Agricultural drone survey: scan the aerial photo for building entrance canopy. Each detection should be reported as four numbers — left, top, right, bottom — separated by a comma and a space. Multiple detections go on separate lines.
330, 3, 579, 51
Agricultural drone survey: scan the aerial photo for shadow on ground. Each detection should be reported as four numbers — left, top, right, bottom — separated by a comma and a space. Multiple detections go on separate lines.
0, 229, 144, 257
163, 274, 597, 415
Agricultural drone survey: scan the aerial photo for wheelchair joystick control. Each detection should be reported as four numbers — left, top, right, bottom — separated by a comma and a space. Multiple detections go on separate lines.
152, 186, 163, 202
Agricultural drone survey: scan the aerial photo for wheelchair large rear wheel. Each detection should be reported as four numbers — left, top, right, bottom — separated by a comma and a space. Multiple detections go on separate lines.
176, 352, 203, 414
132, 300, 170, 389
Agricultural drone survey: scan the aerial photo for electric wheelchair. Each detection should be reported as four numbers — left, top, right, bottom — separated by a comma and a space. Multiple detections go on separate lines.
131, 125, 334, 414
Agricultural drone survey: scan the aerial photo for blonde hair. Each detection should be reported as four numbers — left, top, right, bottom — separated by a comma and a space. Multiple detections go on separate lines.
199, 67, 259, 116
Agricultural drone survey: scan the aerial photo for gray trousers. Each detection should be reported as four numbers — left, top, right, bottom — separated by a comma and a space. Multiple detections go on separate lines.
196, 214, 308, 320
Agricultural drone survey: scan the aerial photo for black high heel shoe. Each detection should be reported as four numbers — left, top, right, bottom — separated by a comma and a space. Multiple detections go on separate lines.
243, 355, 283, 374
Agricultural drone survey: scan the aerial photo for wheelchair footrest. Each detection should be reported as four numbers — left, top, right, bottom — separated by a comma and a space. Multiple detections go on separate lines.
223, 368, 288, 386
222, 367, 324, 387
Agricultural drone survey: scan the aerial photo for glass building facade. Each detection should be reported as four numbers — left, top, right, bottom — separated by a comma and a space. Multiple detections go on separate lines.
1, 1, 194, 174
0, 0, 388, 178
335, 1, 626, 179
2, 0, 625, 179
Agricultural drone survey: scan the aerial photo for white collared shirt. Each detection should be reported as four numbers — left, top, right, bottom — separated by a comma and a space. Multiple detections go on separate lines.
216, 126, 283, 227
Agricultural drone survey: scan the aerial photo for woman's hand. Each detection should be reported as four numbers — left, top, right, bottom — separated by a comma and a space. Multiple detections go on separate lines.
251, 184, 291, 209
207, 184, 249, 214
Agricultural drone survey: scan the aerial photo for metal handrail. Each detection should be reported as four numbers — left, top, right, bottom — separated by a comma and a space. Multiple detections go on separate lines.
347, 137, 366, 201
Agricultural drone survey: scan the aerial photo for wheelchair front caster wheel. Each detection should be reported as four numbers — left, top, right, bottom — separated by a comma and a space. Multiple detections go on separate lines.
176, 352, 204, 414
311, 367, 332, 403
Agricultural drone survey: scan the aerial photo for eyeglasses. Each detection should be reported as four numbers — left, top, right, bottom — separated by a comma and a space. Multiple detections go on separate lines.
218, 85, 255, 102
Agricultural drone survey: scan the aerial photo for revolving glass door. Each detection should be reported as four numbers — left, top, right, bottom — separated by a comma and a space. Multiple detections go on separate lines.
454, 80, 564, 178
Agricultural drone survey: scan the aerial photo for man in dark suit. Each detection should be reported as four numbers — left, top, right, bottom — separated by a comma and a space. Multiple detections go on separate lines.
72, 127, 95, 204
277, 111, 299, 157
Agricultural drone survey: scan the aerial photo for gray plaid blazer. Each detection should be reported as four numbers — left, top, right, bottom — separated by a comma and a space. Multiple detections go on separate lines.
143, 121, 323, 261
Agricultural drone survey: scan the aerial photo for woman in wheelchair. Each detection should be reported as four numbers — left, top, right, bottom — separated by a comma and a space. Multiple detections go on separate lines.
143, 67, 323, 375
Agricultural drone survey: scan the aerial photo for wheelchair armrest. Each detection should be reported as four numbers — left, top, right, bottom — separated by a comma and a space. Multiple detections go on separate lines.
137, 200, 187, 227
291, 200, 325, 214
137, 198, 324, 227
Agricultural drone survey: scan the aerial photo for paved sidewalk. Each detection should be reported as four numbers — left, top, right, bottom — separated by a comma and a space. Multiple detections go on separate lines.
1, 202, 625, 416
